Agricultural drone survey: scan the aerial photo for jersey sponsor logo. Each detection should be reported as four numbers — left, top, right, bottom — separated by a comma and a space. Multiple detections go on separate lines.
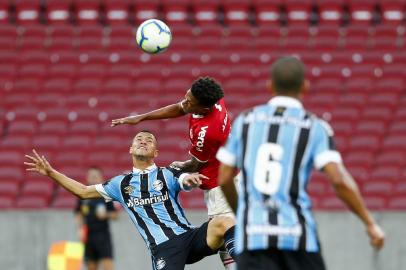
126, 192, 169, 208
196, 126, 208, 152
124, 185, 134, 195
222, 112, 228, 132
247, 224, 302, 237
156, 258, 166, 270
153, 180, 163, 191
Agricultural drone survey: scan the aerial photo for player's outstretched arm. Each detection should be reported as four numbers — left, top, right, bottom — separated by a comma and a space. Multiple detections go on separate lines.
24, 149, 102, 200
180, 173, 208, 190
170, 156, 205, 173
323, 162, 385, 250
111, 103, 185, 127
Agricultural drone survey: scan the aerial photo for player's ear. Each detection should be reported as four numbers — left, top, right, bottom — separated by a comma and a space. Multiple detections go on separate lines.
267, 79, 275, 95
302, 79, 310, 94
154, 150, 159, 158
129, 146, 133, 155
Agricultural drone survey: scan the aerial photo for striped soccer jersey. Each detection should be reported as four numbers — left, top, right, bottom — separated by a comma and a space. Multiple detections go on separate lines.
96, 164, 194, 249
217, 96, 342, 253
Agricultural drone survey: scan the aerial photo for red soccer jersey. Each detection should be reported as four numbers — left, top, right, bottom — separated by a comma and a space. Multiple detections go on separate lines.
188, 99, 231, 190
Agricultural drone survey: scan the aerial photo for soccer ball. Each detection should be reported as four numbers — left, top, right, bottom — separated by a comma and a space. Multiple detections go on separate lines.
136, 19, 172, 54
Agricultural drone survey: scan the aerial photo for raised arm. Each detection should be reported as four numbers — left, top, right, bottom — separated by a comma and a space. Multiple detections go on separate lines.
170, 156, 206, 173
323, 162, 385, 249
111, 102, 186, 127
24, 150, 101, 200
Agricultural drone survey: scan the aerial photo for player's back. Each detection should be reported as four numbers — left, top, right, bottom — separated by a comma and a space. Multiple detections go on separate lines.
230, 96, 339, 253
188, 98, 231, 189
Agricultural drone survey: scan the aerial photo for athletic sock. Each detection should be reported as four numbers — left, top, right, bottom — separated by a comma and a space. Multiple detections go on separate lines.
224, 226, 237, 260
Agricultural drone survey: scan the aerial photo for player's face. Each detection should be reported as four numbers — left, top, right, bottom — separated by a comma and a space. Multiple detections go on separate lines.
87, 169, 103, 185
181, 90, 208, 114
130, 132, 158, 159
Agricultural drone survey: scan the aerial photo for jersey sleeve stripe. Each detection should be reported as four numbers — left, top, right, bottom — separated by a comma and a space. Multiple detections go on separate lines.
314, 150, 342, 170
95, 184, 113, 202
216, 147, 237, 167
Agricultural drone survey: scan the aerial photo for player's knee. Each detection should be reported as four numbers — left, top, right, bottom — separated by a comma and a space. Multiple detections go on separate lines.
210, 216, 234, 237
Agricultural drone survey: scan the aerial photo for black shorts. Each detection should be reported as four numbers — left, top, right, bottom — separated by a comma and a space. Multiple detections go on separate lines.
237, 248, 326, 270
150, 221, 218, 270
85, 233, 113, 261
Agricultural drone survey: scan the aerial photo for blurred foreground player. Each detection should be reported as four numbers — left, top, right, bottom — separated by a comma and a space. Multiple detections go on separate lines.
25, 131, 237, 270
112, 77, 236, 268
75, 167, 118, 270
217, 57, 385, 270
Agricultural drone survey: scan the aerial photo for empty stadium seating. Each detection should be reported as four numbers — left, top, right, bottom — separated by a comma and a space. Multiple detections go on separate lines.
0, 0, 405, 209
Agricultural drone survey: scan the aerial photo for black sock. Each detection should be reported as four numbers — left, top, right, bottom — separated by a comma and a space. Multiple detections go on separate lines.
224, 226, 236, 260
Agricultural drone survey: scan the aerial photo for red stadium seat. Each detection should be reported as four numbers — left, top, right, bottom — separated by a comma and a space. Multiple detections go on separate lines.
133, 0, 159, 24
21, 180, 54, 197
349, 0, 375, 25
0, 166, 24, 182
74, 0, 100, 25
15, 0, 41, 25
54, 151, 86, 167
0, 180, 19, 197
8, 120, 38, 136
370, 166, 401, 182
33, 135, 61, 150
0, 0, 10, 23
86, 151, 116, 167
46, 0, 71, 24
253, 0, 281, 26
317, 0, 344, 26
16, 195, 49, 208
349, 135, 381, 151
388, 196, 406, 210
285, 0, 313, 26
375, 150, 405, 166
381, 0, 405, 25
223, 0, 251, 25
163, 0, 190, 25
0, 135, 31, 151
104, 0, 130, 25
383, 135, 406, 151
192, 0, 219, 25
0, 195, 15, 209
52, 194, 77, 208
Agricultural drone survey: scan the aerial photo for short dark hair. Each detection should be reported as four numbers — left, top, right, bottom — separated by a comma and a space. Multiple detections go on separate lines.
190, 77, 224, 107
271, 57, 305, 94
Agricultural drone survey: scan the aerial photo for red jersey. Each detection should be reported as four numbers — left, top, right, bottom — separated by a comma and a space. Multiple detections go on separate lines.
188, 99, 231, 190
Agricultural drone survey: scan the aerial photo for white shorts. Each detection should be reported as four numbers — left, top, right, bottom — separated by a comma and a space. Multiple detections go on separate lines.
204, 186, 235, 219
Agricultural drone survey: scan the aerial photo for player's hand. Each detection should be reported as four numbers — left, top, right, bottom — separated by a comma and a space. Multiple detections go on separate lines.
111, 115, 144, 127
366, 223, 385, 250
170, 161, 185, 169
182, 173, 209, 189
24, 149, 54, 177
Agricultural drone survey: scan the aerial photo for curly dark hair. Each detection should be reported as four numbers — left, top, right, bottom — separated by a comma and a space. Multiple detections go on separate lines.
190, 77, 224, 107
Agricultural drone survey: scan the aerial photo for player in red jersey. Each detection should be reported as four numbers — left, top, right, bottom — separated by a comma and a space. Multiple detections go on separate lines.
111, 77, 236, 269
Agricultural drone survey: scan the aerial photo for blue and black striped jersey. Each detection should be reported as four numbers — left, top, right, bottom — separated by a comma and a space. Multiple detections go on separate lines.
217, 96, 342, 253
96, 164, 194, 249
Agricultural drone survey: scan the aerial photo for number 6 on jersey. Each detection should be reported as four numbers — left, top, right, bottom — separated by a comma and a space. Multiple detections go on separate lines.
254, 143, 283, 195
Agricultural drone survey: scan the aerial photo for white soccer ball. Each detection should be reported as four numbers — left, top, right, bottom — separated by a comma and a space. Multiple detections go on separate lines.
136, 19, 172, 54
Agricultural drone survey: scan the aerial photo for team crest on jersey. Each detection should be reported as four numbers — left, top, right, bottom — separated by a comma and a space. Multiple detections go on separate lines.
156, 258, 166, 270
153, 180, 163, 191
124, 185, 134, 195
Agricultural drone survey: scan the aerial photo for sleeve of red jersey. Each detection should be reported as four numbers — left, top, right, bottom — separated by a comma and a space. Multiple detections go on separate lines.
189, 126, 216, 163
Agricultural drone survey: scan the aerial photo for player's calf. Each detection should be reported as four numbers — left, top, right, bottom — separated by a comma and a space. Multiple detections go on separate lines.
206, 217, 237, 260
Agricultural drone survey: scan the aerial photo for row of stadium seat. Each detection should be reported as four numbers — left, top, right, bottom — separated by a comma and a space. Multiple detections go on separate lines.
1, 15, 406, 209
1, 0, 406, 26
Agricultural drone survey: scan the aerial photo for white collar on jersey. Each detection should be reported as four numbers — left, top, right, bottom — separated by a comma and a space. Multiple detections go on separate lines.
268, 96, 303, 108
132, 164, 157, 174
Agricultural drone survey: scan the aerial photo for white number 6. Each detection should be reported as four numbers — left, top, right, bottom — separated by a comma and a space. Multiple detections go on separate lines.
254, 143, 283, 195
